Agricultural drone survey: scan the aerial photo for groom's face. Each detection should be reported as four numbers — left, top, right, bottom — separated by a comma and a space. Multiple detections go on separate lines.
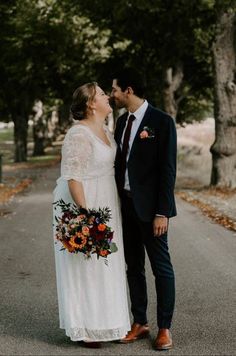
111, 79, 128, 109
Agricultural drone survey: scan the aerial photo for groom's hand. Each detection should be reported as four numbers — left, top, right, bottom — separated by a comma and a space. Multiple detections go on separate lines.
153, 216, 168, 237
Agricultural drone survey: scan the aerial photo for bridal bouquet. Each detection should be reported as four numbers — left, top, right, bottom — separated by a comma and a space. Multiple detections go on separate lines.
53, 199, 117, 261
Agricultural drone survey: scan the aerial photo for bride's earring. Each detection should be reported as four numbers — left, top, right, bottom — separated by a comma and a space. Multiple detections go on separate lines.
92, 109, 96, 115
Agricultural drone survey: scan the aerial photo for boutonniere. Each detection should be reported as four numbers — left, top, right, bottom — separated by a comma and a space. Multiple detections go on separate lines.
140, 126, 155, 139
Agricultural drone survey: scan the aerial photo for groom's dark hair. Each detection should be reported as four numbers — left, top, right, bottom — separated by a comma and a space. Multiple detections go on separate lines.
114, 68, 146, 98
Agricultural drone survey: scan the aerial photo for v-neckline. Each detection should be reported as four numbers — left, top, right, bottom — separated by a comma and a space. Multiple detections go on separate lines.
76, 123, 112, 148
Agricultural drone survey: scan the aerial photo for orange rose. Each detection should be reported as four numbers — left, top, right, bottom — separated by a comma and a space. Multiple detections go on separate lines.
99, 250, 109, 257
98, 223, 106, 231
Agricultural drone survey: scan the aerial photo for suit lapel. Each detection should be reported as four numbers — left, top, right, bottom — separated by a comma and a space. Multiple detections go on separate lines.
128, 104, 153, 160
115, 112, 128, 149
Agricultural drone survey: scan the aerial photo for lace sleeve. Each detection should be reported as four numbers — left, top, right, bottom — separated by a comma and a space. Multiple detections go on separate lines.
61, 127, 93, 181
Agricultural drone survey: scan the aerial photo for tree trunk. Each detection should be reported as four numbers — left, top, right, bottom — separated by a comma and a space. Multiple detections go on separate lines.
162, 65, 184, 119
32, 101, 46, 156
13, 114, 28, 162
32, 101, 61, 155
210, 8, 236, 187
47, 109, 59, 144
33, 119, 46, 156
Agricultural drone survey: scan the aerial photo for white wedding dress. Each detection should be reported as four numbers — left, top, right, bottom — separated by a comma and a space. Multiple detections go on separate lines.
53, 123, 130, 342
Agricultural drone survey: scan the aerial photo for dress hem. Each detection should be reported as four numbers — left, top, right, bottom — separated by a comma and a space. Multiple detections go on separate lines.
60, 324, 130, 342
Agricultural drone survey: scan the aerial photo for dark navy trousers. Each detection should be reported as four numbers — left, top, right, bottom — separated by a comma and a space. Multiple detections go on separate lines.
121, 194, 175, 329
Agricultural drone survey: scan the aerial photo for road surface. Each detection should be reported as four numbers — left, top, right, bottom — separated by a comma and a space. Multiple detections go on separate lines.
0, 165, 236, 355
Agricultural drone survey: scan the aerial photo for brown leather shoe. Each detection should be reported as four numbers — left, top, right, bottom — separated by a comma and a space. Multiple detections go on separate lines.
154, 328, 173, 350
120, 323, 150, 343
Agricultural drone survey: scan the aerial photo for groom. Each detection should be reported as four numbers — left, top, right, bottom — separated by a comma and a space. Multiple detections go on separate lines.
111, 69, 177, 350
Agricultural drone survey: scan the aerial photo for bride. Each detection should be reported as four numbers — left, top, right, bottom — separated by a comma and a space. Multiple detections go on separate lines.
53, 82, 130, 348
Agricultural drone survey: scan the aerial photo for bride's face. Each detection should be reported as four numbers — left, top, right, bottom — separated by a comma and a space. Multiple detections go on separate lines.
93, 86, 112, 116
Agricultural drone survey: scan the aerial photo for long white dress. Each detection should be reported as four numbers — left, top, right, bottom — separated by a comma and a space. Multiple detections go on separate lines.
53, 123, 130, 342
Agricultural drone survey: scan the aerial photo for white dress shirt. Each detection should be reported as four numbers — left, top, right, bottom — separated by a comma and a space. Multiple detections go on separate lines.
120, 100, 149, 191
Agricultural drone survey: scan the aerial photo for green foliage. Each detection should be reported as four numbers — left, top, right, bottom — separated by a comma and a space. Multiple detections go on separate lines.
76, 0, 217, 122
0, 0, 115, 160
1, 0, 234, 129
177, 95, 214, 124
0, 0, 113, 116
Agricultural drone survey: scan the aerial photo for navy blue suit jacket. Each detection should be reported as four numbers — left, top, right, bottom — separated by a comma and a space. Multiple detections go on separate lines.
114, 104, 177, 222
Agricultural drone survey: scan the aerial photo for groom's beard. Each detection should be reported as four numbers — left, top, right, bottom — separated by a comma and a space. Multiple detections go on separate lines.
109, 97, 126, 110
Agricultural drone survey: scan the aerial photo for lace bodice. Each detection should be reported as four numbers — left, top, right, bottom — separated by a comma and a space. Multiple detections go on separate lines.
61, 123, 116, 181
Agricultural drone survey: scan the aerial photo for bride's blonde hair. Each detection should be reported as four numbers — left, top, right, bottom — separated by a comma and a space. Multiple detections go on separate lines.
70, 82, 97, 120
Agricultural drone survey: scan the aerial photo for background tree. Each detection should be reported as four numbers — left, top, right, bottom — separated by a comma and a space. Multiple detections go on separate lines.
210, 0, 236, 187
1, 0, 235, 187
72, 0, 236, 187
75, 0, 215, 123
0, 0, 112, 160
0, 0, 46, 161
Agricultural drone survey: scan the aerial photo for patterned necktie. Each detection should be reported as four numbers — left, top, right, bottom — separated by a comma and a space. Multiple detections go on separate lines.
118, 114, 136, 192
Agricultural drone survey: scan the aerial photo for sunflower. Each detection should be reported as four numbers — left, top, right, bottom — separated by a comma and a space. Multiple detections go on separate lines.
69, 233, 87, 249
62, 240, 75, 253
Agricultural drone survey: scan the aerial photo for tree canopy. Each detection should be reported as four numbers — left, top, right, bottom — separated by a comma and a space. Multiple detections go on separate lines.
75, 0, 217, 121
1, 0, 235, 185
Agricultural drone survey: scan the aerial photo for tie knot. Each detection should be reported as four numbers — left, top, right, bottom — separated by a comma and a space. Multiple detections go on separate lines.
128, 114, 136, 122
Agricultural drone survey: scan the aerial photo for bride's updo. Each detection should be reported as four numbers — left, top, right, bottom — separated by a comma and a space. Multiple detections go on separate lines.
70, 82, 97, 120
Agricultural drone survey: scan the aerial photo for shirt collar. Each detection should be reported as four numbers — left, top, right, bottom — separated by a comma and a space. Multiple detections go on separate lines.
128, 100, 148, 121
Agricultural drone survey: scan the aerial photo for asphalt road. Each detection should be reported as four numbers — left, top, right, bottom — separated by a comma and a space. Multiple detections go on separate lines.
0, 165, 236, 356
